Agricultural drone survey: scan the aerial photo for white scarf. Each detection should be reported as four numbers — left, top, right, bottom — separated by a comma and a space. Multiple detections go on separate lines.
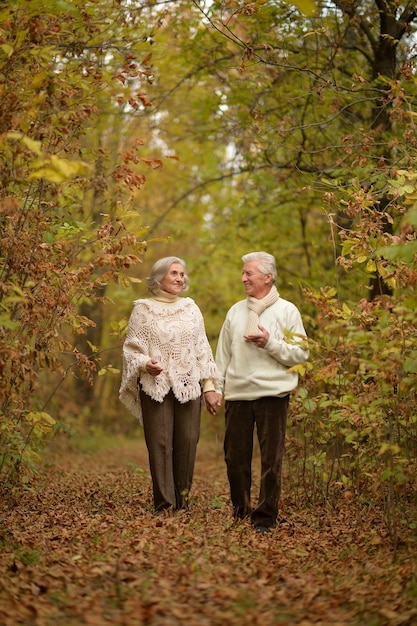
245, 285, 279, 335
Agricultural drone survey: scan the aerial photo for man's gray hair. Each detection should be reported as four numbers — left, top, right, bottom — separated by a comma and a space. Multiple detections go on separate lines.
146, 256, 190, 295
242, 251, 277, 284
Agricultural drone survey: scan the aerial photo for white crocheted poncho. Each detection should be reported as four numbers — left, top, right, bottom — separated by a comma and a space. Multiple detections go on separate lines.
119, 296, 219, 424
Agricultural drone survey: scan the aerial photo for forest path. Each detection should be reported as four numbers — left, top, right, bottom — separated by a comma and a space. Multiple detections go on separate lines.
1, 436, 416, 626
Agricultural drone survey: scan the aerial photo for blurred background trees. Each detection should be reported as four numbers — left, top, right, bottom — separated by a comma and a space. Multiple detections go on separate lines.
1, 0, 416, 539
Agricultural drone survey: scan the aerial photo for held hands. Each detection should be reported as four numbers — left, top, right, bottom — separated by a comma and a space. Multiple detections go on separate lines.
145, 359, 222, 415
204, 391, 222, 416
244, 324, 270, 349
146, 358, 163, 377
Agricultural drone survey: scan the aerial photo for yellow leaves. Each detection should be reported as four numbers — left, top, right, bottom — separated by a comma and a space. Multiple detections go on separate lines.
6, 132, 91, 183
388, 168, 417, 203
288, 361, 313, 376
292, 0, 317, 16
111, 318, 129, 339
342, 302, 352, 317
98, 364, 120, 376
321, 286, 337, 299
339, 235, 399, 290
30, 70, 48, 89
255, 0, 317, 15
366, 258, 376, 273
7, 131, 43, 155
25, 411, 56, 436
378, 442, 401, 456
355, 254, 367, 264
1, 43, 13, 57
28, 154, 90, 183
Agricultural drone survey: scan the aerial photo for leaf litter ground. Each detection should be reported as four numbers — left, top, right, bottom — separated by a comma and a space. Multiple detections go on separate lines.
1, 435, 417, 626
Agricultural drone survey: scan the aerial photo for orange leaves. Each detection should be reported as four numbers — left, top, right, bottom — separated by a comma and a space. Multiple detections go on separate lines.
113, 140, 163, 189
115, 54, 154, 110
137, 93, 152, 108
141, 157, 162, 169
73, 348, 96, 385
126, 93, 152, 110
113, 165, 146, 189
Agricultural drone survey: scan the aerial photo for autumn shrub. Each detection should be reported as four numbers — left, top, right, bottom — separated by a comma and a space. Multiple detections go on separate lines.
0, 1, 158, 490
288, 173, 417, 541
0, 137, 149, 489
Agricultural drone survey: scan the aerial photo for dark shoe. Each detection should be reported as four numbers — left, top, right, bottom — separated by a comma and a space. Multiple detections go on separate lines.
254, 524, 271, 534
233, 506, 251, 520
154, 505, 175, 517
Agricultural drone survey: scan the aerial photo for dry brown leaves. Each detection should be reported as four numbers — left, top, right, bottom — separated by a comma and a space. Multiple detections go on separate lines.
0, 437, 416, 626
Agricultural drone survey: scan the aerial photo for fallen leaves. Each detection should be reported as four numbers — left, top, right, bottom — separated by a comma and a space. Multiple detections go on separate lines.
0, 437, 416, 625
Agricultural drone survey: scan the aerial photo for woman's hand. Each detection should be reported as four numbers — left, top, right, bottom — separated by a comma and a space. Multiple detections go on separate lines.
146, 359, 163, 377
204, 391, 222, 415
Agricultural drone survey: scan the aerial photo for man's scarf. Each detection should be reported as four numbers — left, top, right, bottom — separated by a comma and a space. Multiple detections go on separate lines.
245, 285, 279, 335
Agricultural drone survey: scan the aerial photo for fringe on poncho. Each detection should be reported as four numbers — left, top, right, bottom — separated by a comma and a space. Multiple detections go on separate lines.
119, 296, 219, 425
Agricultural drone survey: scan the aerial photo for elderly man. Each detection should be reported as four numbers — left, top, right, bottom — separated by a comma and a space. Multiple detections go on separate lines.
208, 251, 309, 533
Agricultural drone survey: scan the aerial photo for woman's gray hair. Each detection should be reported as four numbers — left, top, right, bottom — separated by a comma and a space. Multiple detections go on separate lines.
146, 256, 190, 295
242, 251, 277, 284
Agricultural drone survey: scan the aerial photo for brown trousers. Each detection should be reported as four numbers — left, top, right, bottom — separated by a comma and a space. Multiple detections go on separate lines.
140, 389, 201, 512
224, 395, 289, 528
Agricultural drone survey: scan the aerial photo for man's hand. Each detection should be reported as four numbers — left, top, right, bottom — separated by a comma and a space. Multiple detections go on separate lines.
244, 324, 270, 348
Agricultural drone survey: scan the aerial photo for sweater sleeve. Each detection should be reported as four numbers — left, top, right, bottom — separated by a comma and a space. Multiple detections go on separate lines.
192, 303, 221, 386
265, 305, 309, 367
214, 316, 232, 395
118, 302, 151, 424
122, 304, 152, 372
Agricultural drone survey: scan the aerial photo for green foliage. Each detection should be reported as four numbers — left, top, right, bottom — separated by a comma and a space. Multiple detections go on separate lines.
16, 548, 41, 566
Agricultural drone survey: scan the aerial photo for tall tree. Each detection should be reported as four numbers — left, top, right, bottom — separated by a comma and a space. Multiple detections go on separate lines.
125, 1, 417, 302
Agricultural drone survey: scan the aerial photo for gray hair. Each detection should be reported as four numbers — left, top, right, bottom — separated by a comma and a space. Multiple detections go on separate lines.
242, 251, 277, 284
146, 256, 190, 295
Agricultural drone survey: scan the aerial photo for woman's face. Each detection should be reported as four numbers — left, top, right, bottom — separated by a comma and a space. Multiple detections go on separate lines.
160, 262, 185, 295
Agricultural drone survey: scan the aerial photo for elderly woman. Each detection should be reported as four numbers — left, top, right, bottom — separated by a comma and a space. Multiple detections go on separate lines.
119, 256, 220, 513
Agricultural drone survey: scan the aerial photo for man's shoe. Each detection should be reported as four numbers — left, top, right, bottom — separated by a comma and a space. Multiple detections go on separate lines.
233, 506, 251, 520
255, 524, 271, 534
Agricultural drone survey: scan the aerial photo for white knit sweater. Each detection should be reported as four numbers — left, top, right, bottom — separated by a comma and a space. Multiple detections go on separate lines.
215, 296, 309, 400
119, 296, 219, 423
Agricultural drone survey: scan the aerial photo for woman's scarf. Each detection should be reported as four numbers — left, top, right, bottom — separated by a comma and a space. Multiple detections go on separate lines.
245, 285, 279, 335
152, 289, 180, 303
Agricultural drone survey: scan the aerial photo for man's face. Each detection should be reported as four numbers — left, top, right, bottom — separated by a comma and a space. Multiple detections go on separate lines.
241, 261, 272, 299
